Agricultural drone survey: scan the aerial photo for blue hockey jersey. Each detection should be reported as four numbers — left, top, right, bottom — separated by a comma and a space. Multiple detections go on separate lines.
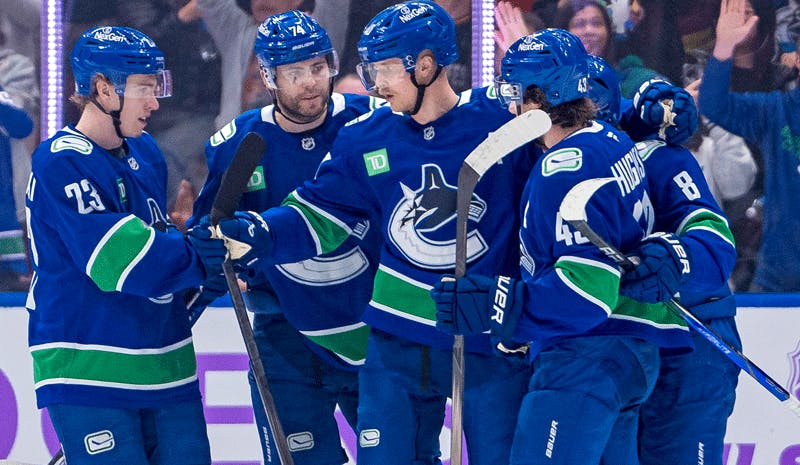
26, 126, 207, 409
258, 86, 533, 352
515, 121, 693, 357
190, 93, 385, 368
636, 139, 737, 317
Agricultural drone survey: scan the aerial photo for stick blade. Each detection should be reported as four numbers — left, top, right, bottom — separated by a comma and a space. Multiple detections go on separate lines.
558, 177, 616, 222
210, 132, 266, 225
463, 109, 551, 177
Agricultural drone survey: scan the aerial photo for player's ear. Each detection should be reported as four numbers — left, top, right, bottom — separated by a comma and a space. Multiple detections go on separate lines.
416, 52, 436, 79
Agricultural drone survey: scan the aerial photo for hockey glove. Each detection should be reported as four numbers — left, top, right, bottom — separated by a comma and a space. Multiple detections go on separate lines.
186, 216, 227, 280
431, 275, 529, 356
215, 211, 273, 267
634, 79, 698, 146
185, 271, 228, 325
619, 232, 692, 303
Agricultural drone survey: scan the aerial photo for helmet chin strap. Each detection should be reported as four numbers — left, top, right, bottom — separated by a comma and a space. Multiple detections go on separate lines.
408, 65, 443, 116
89, 94, 126, 140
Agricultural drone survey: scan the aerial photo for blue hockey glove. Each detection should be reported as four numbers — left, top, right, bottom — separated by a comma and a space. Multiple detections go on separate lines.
619, 232, 692, 303
633, 79, 698, 146
185, 271, 228, 325
431, 275, 528, 356
215, 211, 273, 267
185, 216, 227, 280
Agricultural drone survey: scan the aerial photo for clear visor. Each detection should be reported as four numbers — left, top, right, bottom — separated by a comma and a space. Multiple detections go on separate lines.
116, 70, 173, 98
495, 77, 523, 106
356, 59, 408, 91
266, 51, 339, 89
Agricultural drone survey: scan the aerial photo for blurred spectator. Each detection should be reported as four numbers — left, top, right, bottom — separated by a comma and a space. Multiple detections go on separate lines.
0, 86, 33, 291
676, 0, 720, 55
776, 0, 800, 69
494, 0, 544, 51
695, 0, 787, 290
553, 0, 618, 60
0, 1, 40, 71
699, 0, 800, 291
0, 27, 39, 288
617, 0, 685, 85
550, 0, 666, 98
112, 0, 222, 221
190, 0, 312, 130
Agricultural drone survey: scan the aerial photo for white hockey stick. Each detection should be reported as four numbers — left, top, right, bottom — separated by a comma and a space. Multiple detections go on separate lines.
450, 109, 552, 464
559, 177, 800, 417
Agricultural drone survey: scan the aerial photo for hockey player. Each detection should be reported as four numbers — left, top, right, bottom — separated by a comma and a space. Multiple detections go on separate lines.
187, 11, 446, 464
25, 26, 227, 464
430, 29, 695, 465
196, 2, 535, 463
586, 56, 741, 465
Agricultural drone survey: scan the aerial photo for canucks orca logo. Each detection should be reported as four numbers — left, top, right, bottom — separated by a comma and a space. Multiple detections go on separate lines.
388, 164, 488, 268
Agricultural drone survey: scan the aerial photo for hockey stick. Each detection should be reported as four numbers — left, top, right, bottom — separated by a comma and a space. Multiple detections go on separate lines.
450, 109, 552, 464
209, 132, 295, 464
45, 449, 63, 465
558, 177, 800, 417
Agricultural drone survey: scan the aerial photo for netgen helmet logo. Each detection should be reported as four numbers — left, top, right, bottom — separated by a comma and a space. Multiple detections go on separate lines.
398, 5, 429, 23
92, 27, 126, 43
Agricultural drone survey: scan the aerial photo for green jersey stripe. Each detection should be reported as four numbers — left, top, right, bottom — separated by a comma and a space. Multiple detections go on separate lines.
86, 215, 155, 291
677, 208, 735, 246
301, 323, 370, 364
31, 339, 197, 388
371, 266, 436, 324
283, 192, 351, 254
555, 255, 620, 315
612, 296, 688, 329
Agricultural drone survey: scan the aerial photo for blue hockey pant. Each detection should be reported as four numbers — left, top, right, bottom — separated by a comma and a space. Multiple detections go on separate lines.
48, 399, 210, 465
357, 329, 531, 465
639, 317, 741, 465
512, 336, 660, 465
249, 314, 359, 465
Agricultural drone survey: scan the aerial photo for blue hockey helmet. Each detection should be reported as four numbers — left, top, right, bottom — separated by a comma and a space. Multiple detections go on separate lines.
255, 10, 339, 89
70, 26, 171, 98
356, 1, 458, 91
586, 55, 621, 125
498, 28, 590, 108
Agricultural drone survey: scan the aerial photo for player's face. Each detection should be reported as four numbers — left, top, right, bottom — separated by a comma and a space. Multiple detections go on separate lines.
273, 56, 332, 122
369, 58, 415, 112
569, 5, 609, 57
118, 74, 160, 137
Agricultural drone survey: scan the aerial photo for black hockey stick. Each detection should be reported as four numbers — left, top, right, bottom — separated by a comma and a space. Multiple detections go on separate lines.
45, 449, 63, 465
558, 177, 800, 417
450, 109, 552, 464
209, 132, 296, 464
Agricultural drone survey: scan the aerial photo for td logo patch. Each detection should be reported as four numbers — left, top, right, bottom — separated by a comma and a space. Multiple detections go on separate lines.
247, 166, 266, 191
359, 428, 380, 448
363, 149, 390, 176
84, 430, 114, 454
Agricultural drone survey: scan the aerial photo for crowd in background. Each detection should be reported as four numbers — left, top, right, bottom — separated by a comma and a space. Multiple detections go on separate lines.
2, 0, 800, 293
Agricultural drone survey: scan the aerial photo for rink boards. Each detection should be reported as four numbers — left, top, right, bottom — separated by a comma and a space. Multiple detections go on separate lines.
1, 293, 799, 465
